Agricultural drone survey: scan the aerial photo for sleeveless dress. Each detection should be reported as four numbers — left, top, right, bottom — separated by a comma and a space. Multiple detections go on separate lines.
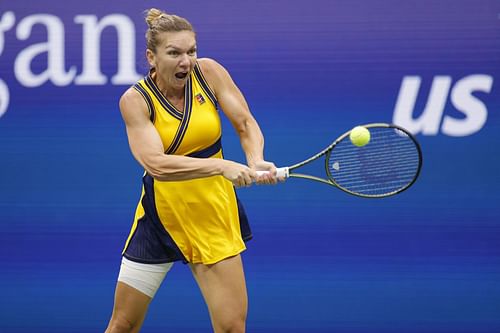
122, 63, 251, 264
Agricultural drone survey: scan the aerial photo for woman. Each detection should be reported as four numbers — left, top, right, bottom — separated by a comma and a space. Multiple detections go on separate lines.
105, 8, 277, 333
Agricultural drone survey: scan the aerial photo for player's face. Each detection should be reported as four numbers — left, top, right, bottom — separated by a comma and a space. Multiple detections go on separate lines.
147, 30, 197, 90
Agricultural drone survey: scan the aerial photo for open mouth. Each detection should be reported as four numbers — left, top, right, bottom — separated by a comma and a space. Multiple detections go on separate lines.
175, 72, 188, 79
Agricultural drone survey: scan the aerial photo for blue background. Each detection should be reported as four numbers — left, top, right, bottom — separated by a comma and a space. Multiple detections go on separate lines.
1, 1, 499, 332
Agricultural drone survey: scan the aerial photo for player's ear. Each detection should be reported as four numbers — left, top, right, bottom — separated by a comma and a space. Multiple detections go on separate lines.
146, 49, 156, 68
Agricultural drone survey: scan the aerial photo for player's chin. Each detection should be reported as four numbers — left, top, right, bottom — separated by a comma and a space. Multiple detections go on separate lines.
173, 77, 188, 86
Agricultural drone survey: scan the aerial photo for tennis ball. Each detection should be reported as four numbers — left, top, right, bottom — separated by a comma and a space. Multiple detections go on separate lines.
349, 126, 370, 147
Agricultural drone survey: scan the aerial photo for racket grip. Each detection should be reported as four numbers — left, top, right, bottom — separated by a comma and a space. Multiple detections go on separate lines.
256, 167, 289, 179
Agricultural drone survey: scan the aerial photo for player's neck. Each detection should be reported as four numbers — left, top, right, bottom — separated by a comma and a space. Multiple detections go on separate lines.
153, 74, 185, 111
152, 72, 185, 100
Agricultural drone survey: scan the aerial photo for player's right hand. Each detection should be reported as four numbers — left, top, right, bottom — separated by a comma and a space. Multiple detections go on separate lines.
221, 160, 256, 188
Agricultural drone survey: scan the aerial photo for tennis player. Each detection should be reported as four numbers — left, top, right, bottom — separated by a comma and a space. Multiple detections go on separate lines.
104, 8, 277, 333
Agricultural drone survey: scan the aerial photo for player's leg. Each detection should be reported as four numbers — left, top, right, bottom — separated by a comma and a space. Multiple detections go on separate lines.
105, 257, 173, 333
105, 282, 151, 333
190, 254, 248, 333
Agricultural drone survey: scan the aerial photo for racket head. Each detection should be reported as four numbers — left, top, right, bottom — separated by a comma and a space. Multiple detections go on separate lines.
325, 123, 422, 198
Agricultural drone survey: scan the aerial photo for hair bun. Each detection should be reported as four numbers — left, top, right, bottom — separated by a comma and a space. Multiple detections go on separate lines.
145, 8, 165, 28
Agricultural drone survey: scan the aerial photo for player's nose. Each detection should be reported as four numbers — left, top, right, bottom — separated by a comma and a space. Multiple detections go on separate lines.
178, 54, 191, 67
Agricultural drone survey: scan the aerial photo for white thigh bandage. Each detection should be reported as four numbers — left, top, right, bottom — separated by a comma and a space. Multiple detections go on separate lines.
117, 257, 173, 298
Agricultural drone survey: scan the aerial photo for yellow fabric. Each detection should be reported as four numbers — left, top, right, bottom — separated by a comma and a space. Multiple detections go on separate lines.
123, 64, 245, 264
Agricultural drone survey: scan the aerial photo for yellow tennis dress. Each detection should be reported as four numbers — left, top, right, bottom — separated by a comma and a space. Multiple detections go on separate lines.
122, 63, 251, 265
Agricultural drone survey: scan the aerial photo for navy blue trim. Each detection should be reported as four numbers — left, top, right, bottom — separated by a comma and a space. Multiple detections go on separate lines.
144, 73, 183, 120
165, 77, 193, 155
187, 137, 222, 158
235, 193, 252, 241
133, 83, 155, 123
123, 174, 188, 264
193, 63, 218, 107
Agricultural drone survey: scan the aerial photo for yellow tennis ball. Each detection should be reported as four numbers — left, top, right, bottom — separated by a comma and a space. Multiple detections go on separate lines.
349, 126, 370, 147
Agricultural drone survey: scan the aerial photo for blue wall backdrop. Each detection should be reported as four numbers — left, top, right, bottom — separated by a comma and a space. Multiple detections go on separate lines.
1, 1, 499, 332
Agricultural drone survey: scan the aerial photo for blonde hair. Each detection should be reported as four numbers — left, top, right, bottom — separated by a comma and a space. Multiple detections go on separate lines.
144, 8, 195, 52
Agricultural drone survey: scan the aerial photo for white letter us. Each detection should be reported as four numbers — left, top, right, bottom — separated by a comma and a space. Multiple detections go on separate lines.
392, 75, 493, 136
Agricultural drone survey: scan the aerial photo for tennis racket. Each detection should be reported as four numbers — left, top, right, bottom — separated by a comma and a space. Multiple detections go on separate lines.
257, 123, 422, 198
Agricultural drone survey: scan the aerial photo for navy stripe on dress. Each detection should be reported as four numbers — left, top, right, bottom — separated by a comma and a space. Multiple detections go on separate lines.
193, 63, 218, 107
123, 174, 188, 264
165, 77, 193, 155
133, 83, 156, 123
187, 137, 222, 158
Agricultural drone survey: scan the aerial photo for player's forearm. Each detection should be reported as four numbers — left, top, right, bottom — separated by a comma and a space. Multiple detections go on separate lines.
238, 118, 265, 168
142, 154, 224, 181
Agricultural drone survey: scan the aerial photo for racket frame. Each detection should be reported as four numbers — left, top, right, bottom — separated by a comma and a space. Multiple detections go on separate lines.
284, 123, 423, 198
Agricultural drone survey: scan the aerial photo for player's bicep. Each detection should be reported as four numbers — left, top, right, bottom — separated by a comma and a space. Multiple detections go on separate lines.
119, 89, 165, 171
218, 89, 253, 132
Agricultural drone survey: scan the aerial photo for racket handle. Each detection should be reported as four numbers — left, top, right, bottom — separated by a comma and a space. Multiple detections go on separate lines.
256, 167, 289, 179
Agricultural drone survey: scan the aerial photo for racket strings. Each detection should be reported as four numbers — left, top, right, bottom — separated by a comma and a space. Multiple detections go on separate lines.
328, 127, 420, 197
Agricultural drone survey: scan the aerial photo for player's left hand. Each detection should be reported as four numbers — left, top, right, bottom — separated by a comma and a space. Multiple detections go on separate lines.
251, 160, 279, 185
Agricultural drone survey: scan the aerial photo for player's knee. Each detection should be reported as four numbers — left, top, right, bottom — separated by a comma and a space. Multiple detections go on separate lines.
105, 315, 138, 333
215, 313, 246, 333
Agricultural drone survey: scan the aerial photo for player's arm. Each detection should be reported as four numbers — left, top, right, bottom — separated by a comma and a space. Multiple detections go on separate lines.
119, 88, 254, 186
198, 58, 277, 183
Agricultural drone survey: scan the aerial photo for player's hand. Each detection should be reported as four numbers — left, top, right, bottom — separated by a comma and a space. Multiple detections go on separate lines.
252, 160, 280, 185
221, 160, 257, 188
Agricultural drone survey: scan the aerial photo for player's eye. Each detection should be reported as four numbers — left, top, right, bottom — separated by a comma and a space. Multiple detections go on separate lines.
167, 50, 179, 56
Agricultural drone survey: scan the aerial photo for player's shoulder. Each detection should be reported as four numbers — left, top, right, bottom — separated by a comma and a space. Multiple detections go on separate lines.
119, 86, 148, 118
119, 86, 142, 107
197, 58, 229, 91
197, 57, 222, 72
